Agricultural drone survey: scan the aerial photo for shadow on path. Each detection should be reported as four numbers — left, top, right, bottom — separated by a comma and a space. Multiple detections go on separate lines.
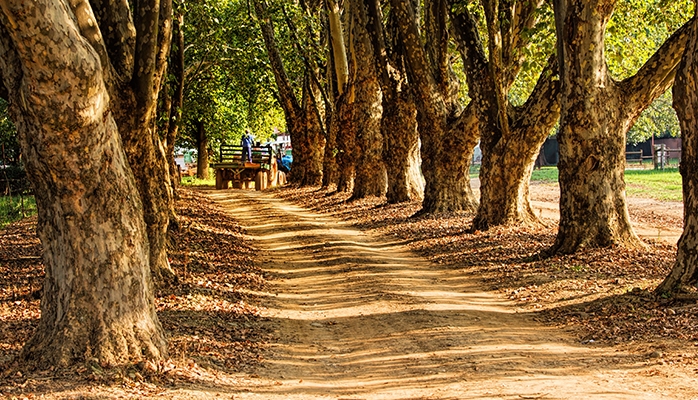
205, 189, 691, 400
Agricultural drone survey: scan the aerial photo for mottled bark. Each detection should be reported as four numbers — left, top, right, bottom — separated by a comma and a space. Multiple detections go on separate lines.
0, 0, 166, 366
322, 78, 339, 188
92, 0, 176, 284
365, 0, 422, 203
551, 0, 691, 253
255, 0, 323, 187
390, 0, 478, 213
351, 0, 385, 199
449, 1, 558, 230
195, 119, 210, 180
657, 16, 698, 293
336, 90, 356, 192
382, 91, 423, 203
300, 74, 324, 186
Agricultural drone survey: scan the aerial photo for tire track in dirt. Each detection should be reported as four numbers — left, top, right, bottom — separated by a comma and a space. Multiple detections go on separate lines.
206, 189, 697, 400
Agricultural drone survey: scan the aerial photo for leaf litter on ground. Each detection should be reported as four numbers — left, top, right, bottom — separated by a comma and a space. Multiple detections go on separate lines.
0, 189, 271, 398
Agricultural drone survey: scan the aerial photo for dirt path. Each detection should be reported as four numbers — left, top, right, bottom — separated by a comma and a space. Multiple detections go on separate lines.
205, 190, 697, 400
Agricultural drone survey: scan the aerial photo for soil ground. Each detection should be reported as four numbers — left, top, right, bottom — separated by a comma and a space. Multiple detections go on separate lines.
2, 183, 698, 399
206, 187, 698, 400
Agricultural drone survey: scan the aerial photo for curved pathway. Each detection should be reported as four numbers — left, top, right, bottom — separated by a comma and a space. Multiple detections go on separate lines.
206, 189, 696, 400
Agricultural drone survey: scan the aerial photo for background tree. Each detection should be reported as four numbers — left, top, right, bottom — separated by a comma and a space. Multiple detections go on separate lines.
450, 0, 560, 229
177, 0, 283, 178
365, 0, 423, 203
390, 0, 479, 214
550, 0, 692, 254
0, 0, 167, 366
254, 0, 325, 186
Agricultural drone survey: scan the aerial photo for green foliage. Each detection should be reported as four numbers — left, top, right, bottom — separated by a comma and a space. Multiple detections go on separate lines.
179, 0, 295, 155
0, 99, 19, 164
606, 0, 693, 144
606, 0, 693, 80
626, 90, 679, 145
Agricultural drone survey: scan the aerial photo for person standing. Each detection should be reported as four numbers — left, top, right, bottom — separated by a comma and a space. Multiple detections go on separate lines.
241, 130, 253, 163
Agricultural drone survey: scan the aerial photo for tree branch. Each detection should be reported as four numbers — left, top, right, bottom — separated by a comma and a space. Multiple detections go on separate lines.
365, 0, 402, 102
155, 0, 173, 93
253, 0, 302, 121
89, 0, 136, 82
620, 17, 694, 117
424, 0, 450, 91
68, 0, 113, 86
513, 54, 560, 133
389, 0, 441, 105
327, 0, 349, 94
132, 0, 163, 109
281, 3, 331, 113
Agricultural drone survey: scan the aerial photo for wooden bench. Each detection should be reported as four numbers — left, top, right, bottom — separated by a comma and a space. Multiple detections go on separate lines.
211, 144, 282, 190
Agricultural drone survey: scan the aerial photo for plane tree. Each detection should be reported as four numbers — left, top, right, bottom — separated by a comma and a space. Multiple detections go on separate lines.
254, 0, 325, 186
550, 0, 693, 253
364, 0, 424, 203
449, 0, 560, 229
0, 0, 168, 366
390, 0, 479, 214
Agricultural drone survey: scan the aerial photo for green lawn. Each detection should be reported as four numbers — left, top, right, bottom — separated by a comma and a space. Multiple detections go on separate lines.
525, 166, 682, 202
530, 166, 559, 183
181, 174, 216, 187
0, 194, 37, 229
625, 168, 682, 202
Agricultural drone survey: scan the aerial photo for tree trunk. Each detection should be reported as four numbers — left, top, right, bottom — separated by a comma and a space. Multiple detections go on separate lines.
657, 16, 698, 293
196, 120, 210, 180
472, 63, 560, 229
322, 106, 339, 187
107, 0, 176, 284
336, 90, 356, 193
0, 0, 166, 366
383, 91, 423, 203
166, 11, 185, 198
555, 1, 624, 252
390, 0, 478, 214
364, 0, 422, 203
351, 0, 386, 199
300, 74, 325, 186
448, 2, 560, 230
419, 106, 479, 214
550, 0, 691, 253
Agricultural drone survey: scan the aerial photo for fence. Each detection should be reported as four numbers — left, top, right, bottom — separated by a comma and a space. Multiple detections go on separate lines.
626, 145, 681, 170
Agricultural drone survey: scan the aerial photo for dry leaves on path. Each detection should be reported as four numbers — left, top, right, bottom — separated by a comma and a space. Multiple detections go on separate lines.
0, 188, 270, 398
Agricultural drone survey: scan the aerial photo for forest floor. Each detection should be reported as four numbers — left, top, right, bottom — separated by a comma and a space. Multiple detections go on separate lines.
2, 182, 698, 399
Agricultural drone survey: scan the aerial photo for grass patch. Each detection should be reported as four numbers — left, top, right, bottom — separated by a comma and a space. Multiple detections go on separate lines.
181, 174, 216, 187
469, 164, 481, 177
529, 166, 682, 202
531, 166, 559, 183
0, 194, 37, 229
625, 168, 682, 202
